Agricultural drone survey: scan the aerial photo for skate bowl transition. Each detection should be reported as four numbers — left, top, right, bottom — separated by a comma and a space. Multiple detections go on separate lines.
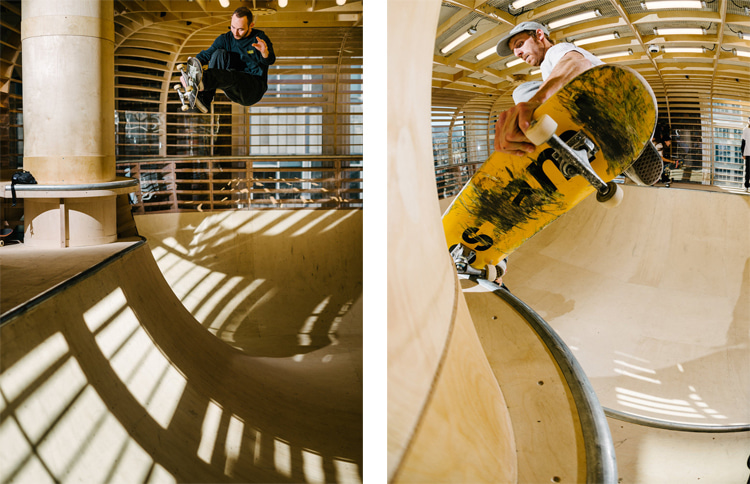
0, 209, 363, 483
387, 0, 749, 482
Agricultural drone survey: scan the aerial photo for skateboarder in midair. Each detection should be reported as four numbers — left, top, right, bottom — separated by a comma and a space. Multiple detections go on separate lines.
183, 6, 276, 113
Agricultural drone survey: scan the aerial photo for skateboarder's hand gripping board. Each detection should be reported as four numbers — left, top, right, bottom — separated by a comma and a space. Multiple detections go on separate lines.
443, 65, 657, 281
494, 100, 542, 157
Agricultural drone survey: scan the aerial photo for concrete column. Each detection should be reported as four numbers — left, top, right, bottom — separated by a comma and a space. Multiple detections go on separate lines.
21, 0, 116, 247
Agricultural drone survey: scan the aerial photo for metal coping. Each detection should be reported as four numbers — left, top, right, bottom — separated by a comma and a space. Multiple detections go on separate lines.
605, 407, 750, 433
475, 277, 619, 484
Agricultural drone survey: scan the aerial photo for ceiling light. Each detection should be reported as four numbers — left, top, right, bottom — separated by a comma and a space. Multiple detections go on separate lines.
530, 69, 542, 75
598, 49, 633, 59
440, 27, 477, 54
476, 46, 497, 60
732, 49, 750, 57
506, 58, 525, 67
336, 0, 347, 5
278, 0, 288, 7
653, 27, 705, 35
547, 10, 602, 30
510, 0, 540, 9
219, 0, 230, 7
640, 1, 705, 9
663, 46, 705, 53
574, 32, 620, 46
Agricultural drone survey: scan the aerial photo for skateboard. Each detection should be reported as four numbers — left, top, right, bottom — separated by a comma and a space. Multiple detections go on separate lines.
174, 57, 203, 112
443, 65, 657, 279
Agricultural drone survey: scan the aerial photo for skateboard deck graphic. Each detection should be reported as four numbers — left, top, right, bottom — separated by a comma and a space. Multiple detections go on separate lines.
443, 65, 657, 274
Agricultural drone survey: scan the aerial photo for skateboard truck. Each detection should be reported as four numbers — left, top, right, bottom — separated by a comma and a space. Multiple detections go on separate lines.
174, 57, 203, 112
449, 244, 504, 281
527, 115, 623, 207
174, 83, 190, 111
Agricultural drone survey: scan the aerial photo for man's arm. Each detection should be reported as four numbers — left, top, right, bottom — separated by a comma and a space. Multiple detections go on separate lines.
195, 34, 226, 65
494, 51, 594, 155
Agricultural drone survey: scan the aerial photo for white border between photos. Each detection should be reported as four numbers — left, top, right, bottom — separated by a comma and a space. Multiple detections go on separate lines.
363, 1, 387, 483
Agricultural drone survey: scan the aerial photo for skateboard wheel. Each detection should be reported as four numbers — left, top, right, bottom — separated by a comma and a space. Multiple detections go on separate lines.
496, 258, 507, 278
186, 85, 194, 92
596, 181, 623, 208
181, 105, 189, 112
174, 84, 182, 91
177, 64, 184, 70
526, 114, 557, 146
0, 240, 4, 247
484, 264, 497, 282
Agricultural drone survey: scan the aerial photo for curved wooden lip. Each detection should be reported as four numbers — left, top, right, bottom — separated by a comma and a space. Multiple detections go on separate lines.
472, 276, 619, 484
389, 273, 462, 483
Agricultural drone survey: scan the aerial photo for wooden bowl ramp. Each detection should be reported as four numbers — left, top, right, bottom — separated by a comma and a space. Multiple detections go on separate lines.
1, 208, 363, 483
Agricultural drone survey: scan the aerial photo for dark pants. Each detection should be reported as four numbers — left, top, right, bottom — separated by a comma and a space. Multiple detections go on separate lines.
745, 156, 750, 188
200, 49, 267, 107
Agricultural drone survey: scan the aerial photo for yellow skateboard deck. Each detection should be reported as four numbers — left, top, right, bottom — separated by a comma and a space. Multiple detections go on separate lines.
443, 65, 656, 275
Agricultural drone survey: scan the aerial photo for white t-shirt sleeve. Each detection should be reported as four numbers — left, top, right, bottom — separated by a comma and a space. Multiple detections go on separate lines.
540, 43, 604, 80
742, 127, 750, 156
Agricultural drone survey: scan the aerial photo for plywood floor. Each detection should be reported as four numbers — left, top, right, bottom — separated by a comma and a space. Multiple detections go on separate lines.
0, 239, 140, 316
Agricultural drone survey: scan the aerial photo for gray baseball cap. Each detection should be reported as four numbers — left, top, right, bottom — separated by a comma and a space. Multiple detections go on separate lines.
496, 21, 549, 57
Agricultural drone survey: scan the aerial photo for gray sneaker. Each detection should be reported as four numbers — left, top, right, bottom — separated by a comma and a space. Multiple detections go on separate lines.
624, 141, 663, 186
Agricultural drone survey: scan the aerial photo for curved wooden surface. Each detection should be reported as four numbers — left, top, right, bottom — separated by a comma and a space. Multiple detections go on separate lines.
505, 185, 750, 427
387, 0, 517, 481
609, 417, 750, 482
0, 209, 362, 483
504, 185, 750, 480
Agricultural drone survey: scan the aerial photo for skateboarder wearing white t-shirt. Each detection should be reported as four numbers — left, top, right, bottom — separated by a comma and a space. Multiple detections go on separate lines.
493, 21, 603, 155
492, 22, 605, 285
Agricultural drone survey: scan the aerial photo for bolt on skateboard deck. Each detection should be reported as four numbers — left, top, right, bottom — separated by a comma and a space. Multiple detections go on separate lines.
443, 65, 657, 280
174, 57, 204, 112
